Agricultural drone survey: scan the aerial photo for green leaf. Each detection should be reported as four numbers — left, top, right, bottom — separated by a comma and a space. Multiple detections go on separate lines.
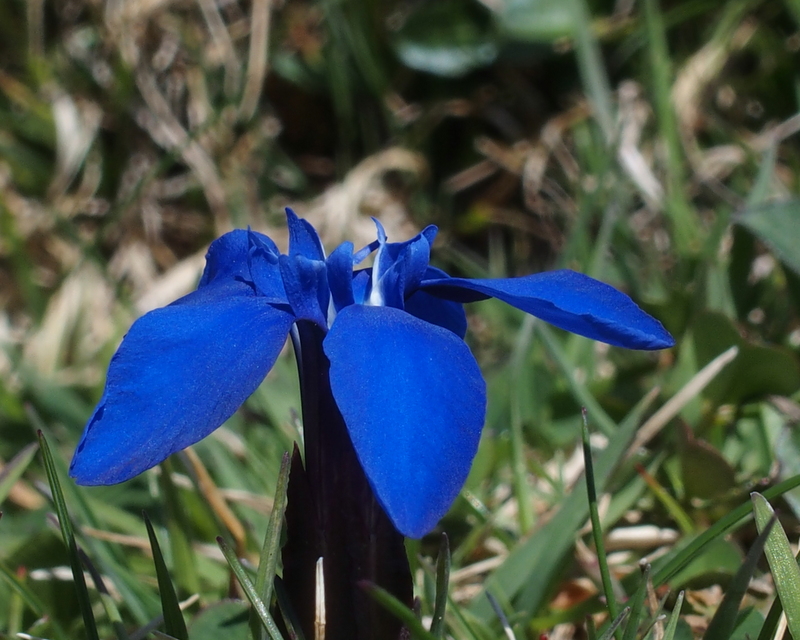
217, 536, 285, 640
652, 474, 800, 587
38, 431, 100, 640
736, 200, 800, 276
190, 601, 251, 640
144, 513, 189, 640
364, 583, 439, 640
254, 451, 291, 640
662, 591, 684, 640
703, 514, 774, 640
430, 534, 450, 638
392, 0, 497, 77
680, 434, 737, 501
692, 311, 800, 403
751, 492, 800, 639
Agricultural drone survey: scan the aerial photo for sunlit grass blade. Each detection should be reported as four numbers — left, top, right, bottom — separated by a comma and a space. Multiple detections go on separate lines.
0, 442, 38, 504
582, 411, 620, 631
652, 474, 800, 586
704, 513, 775, 640
253, 451, 291, 640
217, 535, 285, 640
430, 534, 450, 638
662, 591, 684, 640
37, 430, 99, 640
362, 582, 438, 640
752, 492, 800, 639
621, 564, 650, 640
143, 512, 189, 640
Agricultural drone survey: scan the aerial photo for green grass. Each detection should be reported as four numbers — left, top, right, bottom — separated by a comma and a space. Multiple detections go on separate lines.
2, 0, 800, 638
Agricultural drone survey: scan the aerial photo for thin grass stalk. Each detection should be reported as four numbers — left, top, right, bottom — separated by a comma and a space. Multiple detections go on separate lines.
37, 431, 100, 640
254, 451, 291, 640
652, 474, 800, 586
218, 536, 286, 640
430, 534, 450, 638
582, 413, 621, 637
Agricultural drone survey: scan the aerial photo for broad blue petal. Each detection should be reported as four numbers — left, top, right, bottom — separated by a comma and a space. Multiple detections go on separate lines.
419, 270, 674, 350
70, 285, 295, 484
324, 305, 486, 538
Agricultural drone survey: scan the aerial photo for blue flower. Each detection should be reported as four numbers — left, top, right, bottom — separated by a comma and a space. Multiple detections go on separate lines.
70, 209, 673, 538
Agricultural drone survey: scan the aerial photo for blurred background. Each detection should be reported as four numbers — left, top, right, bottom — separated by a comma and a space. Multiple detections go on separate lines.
1, 0, 800, 637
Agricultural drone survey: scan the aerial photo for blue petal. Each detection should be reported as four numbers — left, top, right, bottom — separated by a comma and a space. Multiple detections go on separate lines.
279, 254, 330, 327
199, 229, 276, 287
326, 241, 355, 312
70, 285, 295, 484
324, 305, 486, 538
247, 230, 287, 301
420, 270, 674, 350
369, 225, 437, 308
286, 208, 325, 261
404, 268, 467, 338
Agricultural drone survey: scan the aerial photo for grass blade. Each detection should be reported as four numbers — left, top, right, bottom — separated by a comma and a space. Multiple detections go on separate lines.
430, 534, 450, 638
254, 450, 291, 639
598, 607, 631, 640
652, 474, 800, 586
143, 512, 189, 640
582, 411, 620, 631
217, 536, 285, 640
363, 582, 439, 640
621, 564, 650, 640
37, 430, 100, 640
662, 592, 684, 640
703, 513, 775, 640
752, 492, 800, 639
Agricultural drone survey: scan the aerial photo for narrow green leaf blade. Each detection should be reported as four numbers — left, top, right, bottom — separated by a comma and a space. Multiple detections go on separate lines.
143, 512, 189, 640
703, 514, 774, 640
218, 536, 285, 640
752, 492, 800, 639
38, 431, 100, 640
653, 474, 800, 586
430, 534, 450, 638
662, 592, 684, 640
254, 450, 291, 640
364, 583, 439, 640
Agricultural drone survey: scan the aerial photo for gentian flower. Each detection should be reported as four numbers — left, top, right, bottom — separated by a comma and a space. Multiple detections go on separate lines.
70, 209, 673, 539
